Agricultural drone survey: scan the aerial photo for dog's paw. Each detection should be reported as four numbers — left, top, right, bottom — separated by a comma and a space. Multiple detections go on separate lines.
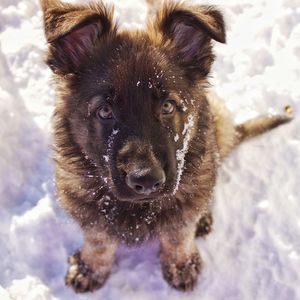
196, 214, 213, 237
161, 252, 202, 292
65, 251, 108, 293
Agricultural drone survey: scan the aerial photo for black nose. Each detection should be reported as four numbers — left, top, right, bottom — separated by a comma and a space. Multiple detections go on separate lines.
125, 168, 166, 196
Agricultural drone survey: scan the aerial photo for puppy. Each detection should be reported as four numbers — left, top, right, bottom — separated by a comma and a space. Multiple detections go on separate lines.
40, 0, 292, 293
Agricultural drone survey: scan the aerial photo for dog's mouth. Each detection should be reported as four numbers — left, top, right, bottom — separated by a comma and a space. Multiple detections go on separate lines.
109, 181, 172, 203
111, 189, 164, 203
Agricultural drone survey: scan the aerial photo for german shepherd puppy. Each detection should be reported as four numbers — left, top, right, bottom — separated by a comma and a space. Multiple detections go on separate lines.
40, 0, 292, 293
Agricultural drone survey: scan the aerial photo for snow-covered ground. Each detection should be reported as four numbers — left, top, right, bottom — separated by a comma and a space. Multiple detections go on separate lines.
1, 0, 299, 299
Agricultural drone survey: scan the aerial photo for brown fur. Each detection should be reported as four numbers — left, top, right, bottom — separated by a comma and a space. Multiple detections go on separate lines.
40, 0, 292, 292
65, 229, 118, 292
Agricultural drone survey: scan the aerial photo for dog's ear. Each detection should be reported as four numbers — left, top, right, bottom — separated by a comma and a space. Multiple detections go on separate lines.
152, 3, 226, 81
40, 0, 114, 74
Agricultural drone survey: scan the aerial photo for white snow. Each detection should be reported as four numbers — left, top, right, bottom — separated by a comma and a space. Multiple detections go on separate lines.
1, 0, 300, 299
103, 155, 109, 162
173, 115, 195, 195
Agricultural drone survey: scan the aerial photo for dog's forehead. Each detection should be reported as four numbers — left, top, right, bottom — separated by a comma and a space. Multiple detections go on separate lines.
107, 34, 167, 91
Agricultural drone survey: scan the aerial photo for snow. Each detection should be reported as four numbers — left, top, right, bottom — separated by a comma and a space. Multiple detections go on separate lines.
107, 128, 120, 162
0, 0, 300, 299
103, 155, 110, 162
173, 115, 195, 195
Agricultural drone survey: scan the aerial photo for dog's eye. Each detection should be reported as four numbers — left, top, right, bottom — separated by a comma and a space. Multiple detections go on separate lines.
97, 105, 114, 120
161, 100, 175, 115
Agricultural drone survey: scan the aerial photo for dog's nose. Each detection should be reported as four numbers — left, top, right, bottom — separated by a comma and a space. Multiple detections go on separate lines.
125, 168, 166, 195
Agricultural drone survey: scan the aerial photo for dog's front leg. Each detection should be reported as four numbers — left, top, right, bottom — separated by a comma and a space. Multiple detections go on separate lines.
160, 220, 202, 292
65, 228, 118, 293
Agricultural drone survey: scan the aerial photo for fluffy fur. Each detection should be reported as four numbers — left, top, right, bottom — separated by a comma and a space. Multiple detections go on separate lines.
40, 0, 292, 292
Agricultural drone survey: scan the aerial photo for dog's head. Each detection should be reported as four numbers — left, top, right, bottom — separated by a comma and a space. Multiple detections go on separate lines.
41, 0, 225, 202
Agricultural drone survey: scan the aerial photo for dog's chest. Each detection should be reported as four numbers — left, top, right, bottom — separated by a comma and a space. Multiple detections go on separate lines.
95, 197, 187, 244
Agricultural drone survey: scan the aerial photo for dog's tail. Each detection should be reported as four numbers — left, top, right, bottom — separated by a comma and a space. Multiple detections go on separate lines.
234, 110, 293, 146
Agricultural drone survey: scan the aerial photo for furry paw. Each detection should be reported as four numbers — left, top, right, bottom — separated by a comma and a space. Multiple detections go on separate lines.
65, 251, 107, 293
161, 252, 202, 292
196, 214, 213, 237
